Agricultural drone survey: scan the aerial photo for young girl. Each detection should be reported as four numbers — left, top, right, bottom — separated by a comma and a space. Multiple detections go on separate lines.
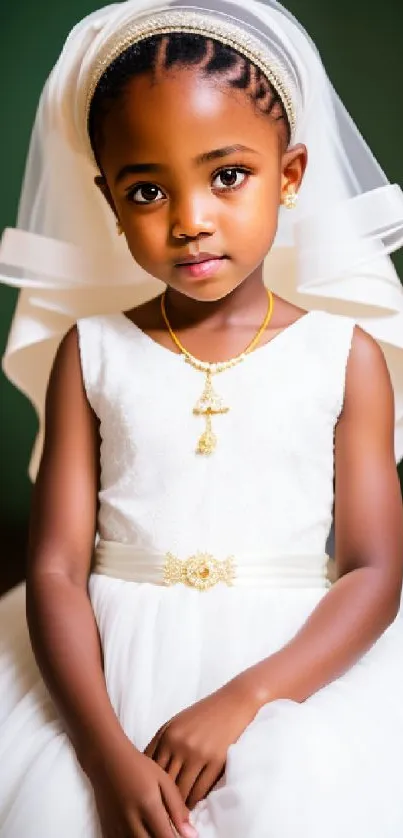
1, 0, 403, 836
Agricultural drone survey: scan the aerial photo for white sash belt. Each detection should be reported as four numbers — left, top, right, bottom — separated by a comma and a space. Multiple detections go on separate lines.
93, 540, 331, 590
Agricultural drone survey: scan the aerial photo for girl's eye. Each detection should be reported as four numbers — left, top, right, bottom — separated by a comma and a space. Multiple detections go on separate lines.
128, 183, 165, 204
212, 168, 248, 191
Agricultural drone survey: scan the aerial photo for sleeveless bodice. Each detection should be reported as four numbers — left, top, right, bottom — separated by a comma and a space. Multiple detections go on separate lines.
77, 311, 355, 559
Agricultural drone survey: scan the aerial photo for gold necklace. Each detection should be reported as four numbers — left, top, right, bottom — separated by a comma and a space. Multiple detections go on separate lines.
161, 287, 274, 455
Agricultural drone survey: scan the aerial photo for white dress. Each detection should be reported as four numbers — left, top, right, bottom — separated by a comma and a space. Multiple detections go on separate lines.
1, 309, 403, 837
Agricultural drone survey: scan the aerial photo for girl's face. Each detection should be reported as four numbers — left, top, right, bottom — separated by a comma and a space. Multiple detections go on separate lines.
96, 66, 307, 302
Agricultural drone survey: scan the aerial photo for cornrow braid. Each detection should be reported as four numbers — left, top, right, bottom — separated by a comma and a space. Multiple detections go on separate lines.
88, 34, 290, 162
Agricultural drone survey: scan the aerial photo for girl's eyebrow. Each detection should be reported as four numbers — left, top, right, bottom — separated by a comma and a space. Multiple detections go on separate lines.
115, 162, 163, 183
115, 145, 259, 184
196, 144, 259, 163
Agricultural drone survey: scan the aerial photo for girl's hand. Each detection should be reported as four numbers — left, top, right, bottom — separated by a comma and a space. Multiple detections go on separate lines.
144, 681, 258, 810
88, 737, 198, 838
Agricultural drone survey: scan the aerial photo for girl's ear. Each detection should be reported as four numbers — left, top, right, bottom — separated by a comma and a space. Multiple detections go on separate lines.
94, 175, 118, 219
280, 143, 308, 200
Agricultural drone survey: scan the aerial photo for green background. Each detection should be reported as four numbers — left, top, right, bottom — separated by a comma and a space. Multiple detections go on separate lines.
1, 1, 402, 536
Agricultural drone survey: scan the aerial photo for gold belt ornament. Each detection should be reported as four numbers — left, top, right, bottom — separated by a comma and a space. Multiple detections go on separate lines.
164, 552, 236, 591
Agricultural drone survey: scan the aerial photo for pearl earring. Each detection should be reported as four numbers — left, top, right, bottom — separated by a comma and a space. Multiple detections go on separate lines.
283, 190, 298, 210
116, 220, 123, 235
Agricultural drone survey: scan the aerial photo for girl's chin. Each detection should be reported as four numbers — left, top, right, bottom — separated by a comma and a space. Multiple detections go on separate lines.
167, 277, 248, 304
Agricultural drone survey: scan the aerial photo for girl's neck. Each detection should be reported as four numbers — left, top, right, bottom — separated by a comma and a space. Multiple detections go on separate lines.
165, 269, 268, 330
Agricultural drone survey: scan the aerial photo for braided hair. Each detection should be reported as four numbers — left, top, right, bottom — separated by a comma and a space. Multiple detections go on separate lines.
88, 33, 290, 163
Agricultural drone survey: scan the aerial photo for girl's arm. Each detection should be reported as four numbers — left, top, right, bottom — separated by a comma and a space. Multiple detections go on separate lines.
27, 329, 196, 837
26, 327, 130, 773
236, 326, 403, 709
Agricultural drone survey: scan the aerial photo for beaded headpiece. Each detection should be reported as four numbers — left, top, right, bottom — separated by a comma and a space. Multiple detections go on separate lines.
84, 4, 299, 147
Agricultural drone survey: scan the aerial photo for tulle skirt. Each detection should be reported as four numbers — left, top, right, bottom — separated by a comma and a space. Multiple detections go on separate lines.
1, 576, 403, 837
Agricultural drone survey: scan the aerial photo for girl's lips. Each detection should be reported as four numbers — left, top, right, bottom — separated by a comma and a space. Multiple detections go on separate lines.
175, 256, 227, 279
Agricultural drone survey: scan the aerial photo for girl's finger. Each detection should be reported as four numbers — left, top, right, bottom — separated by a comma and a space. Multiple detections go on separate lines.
134, 792, 177, 838
143, 806, 183, 838
160, 776, 198, 838
166, 755, 183, 783
151, 731, 175, 770
131, 821, 155, 838
175, 762, 205, 809
144, 722, 170, 759
186, 762, 224, 810
154, 748, 172, 772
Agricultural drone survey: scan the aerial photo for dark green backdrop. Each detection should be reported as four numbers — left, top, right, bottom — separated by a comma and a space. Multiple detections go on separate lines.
1, 0, 403, 531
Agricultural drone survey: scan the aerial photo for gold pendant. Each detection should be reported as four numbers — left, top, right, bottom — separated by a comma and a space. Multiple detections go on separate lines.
193, 371, 229, 416
193, 371, 229, 455
196, 414, 217, 455
160, 286, 274, 457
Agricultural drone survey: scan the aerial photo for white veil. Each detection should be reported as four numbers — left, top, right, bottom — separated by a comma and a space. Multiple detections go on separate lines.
1, 0, 403, 477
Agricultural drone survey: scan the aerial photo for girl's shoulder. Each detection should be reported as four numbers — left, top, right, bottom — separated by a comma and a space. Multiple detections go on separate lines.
306, 308, 356, 332
76, 311, 126, 334
307, 311, 391, 426
273, 296, 356, 343
76, 311, 149, 353
293, 308, 357, 359
75, 313, 140, 412
76, 299, 161, 341
308, 310, 383, 374
295, 310, 358, 421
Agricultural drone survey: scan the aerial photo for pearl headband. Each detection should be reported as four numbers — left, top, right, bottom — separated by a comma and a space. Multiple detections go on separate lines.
84, 6, 298, 148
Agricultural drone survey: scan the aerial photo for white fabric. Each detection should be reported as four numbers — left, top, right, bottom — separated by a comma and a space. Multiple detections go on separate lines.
79, 311, 346, 558
93, 540, 330, 587
2, 310, 403, 836
1, 0, 403, 477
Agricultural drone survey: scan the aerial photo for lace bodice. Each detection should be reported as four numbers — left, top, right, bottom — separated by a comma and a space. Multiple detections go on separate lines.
77, 310, 355, 558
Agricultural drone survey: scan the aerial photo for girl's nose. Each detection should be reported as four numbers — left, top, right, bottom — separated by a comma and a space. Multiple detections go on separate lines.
171, 197, 215, 241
